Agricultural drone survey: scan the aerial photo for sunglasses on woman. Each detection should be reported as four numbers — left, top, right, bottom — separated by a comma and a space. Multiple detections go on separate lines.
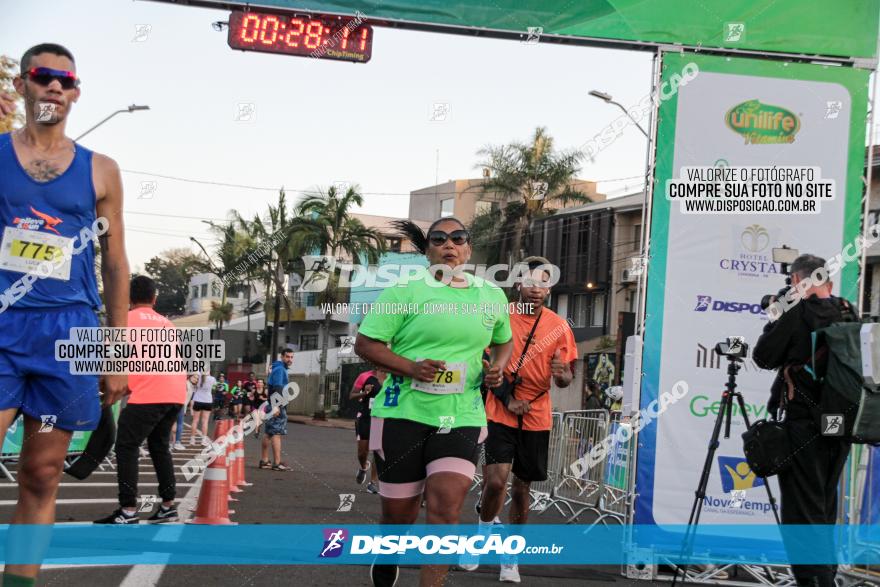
26, 67, 80, 90
428, 229, 470, 246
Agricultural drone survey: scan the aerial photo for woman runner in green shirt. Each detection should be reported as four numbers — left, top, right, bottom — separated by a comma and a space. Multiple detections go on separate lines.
355, 217, 513, 587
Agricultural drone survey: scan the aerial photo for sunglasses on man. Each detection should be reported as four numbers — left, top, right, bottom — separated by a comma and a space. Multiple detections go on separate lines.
428, 229, 470, 246
25, 67, 80, 90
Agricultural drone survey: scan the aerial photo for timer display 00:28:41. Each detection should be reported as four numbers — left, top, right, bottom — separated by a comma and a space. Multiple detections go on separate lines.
227, 11, 373, 63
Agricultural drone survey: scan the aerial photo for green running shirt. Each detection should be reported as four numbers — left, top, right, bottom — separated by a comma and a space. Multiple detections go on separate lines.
358, 270, 512, 429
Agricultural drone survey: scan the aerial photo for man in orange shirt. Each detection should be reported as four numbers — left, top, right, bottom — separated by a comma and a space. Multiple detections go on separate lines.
463, 256, 576, 582
95, 275, 187, 524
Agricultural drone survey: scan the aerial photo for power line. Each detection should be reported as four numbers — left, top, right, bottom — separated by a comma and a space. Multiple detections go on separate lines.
125, 210, 231, 222
121, 168, 647, 197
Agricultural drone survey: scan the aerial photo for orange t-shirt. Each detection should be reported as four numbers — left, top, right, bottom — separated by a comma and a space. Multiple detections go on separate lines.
126, 307, 187, 405
485, 307, 577, 431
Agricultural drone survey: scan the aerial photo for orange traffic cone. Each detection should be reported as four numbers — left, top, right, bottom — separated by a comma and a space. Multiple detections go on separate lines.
188, 419, 235, 525
235, 430, 252, 488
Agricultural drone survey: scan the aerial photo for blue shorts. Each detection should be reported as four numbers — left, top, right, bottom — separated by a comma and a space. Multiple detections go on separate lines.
0, 305, 101, 432
264, 412, 288, 436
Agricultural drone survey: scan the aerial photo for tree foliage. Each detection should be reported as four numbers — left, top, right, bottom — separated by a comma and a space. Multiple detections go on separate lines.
474, 127, 591, 261
144, 248, 207, 316
0, 56, 23, 133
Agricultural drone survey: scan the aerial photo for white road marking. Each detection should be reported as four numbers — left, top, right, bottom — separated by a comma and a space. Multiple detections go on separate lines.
118, 468, 204, 586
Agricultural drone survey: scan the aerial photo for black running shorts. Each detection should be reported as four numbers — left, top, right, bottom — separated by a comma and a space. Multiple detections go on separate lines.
484, 420, 550, 482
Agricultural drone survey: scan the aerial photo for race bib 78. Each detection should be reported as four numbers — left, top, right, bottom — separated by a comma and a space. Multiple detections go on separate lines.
411, 361, 466, 395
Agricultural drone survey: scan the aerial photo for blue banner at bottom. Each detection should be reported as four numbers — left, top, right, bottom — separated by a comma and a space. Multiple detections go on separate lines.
1, 524, 878, 565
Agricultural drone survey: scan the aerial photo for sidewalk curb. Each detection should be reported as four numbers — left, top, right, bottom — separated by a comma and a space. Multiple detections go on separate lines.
287, 415, 355, 430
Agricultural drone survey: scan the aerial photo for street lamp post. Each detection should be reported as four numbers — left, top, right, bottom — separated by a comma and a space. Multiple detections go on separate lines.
74, 104, 149, 141
588, 90, 649, 138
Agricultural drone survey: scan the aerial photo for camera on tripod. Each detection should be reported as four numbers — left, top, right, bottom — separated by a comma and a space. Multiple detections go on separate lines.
715, 336, 748, 359
759, 245, 799, 310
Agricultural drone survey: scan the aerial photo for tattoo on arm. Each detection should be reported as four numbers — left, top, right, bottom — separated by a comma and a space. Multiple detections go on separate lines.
25, 160, 63, 182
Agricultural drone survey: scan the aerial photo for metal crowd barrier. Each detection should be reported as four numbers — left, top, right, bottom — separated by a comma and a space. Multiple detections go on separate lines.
528, 412, 567, 516
838, 445, 880, 587
550, 410, 608, 523
472, 409, 638, 528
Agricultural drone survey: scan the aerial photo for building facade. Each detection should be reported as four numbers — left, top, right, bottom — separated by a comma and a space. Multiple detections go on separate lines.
409, 178, 605, 226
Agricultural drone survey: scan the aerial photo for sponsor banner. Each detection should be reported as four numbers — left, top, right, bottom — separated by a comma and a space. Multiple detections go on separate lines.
1, 524, 880, 565
638, 52, 868, 525
1, 404, 120, 456
151, 0, 880, 59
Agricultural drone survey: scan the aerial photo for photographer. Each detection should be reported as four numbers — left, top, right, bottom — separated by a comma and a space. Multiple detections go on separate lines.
753, 254, 856, 587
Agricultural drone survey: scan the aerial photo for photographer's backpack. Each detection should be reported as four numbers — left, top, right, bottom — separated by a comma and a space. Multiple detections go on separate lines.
808, 300, 880, 445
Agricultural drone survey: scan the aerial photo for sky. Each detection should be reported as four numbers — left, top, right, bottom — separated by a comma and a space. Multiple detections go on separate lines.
3, 0, 655, 270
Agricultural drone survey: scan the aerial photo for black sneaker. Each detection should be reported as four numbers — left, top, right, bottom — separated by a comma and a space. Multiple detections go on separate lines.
366, 482, 379, 494
356, 462, 370, 485
94, 508, 140, 524
370, 563, 399, 587
148, 505, 179, 523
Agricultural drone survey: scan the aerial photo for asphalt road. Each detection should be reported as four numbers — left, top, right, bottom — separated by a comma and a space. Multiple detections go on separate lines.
3, 418, 670, 586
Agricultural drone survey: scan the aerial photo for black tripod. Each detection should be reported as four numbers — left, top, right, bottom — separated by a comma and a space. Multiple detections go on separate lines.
671, 351, 781, 585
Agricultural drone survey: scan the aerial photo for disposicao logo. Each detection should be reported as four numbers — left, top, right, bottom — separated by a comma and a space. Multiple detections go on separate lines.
725, 99, 800, 145
693, 295, 764, 316
694, 295, 712, 312
319, 528, 348, 558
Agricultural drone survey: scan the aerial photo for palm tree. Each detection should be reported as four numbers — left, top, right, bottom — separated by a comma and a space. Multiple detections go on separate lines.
208, 300, 234, 332
191, 217, 251, 336
474, 126, 592, 263
236, 190, 315, 360
296, 184, 386, 419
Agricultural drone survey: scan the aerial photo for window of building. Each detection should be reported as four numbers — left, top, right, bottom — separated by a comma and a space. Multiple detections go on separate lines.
632, 224, 642, 251
299, 334, 318, 351
474, 200, 495, 215
440, 198, 454, 217
192, 286, 199, 298
591, 293, 606, 327
569, 294, 588, 328
388, 237, 401, 253
200, 283, 208, 297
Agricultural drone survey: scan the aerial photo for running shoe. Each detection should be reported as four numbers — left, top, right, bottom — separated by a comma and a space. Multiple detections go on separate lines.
173, 442, 186, 451
94, 509, 140, 524
272, 462, 292, 471
356, 461, 371, 485
459, 518, 503, 571
499, 563, 521, 583
200, 437, 211, 447
366, 482, 379, 494
259, 460, 272, 469
148, 505, 179, 523
458, 561, 479, 572
369, 563, 399, 587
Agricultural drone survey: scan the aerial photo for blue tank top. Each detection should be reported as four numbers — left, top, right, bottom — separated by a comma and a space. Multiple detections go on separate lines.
0, 132, 102, 310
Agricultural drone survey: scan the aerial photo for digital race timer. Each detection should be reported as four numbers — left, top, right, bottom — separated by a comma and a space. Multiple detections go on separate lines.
227, 11, 373, 63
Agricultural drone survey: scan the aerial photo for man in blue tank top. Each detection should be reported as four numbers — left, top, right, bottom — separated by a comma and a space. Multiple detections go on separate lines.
0, 44, 130, 586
